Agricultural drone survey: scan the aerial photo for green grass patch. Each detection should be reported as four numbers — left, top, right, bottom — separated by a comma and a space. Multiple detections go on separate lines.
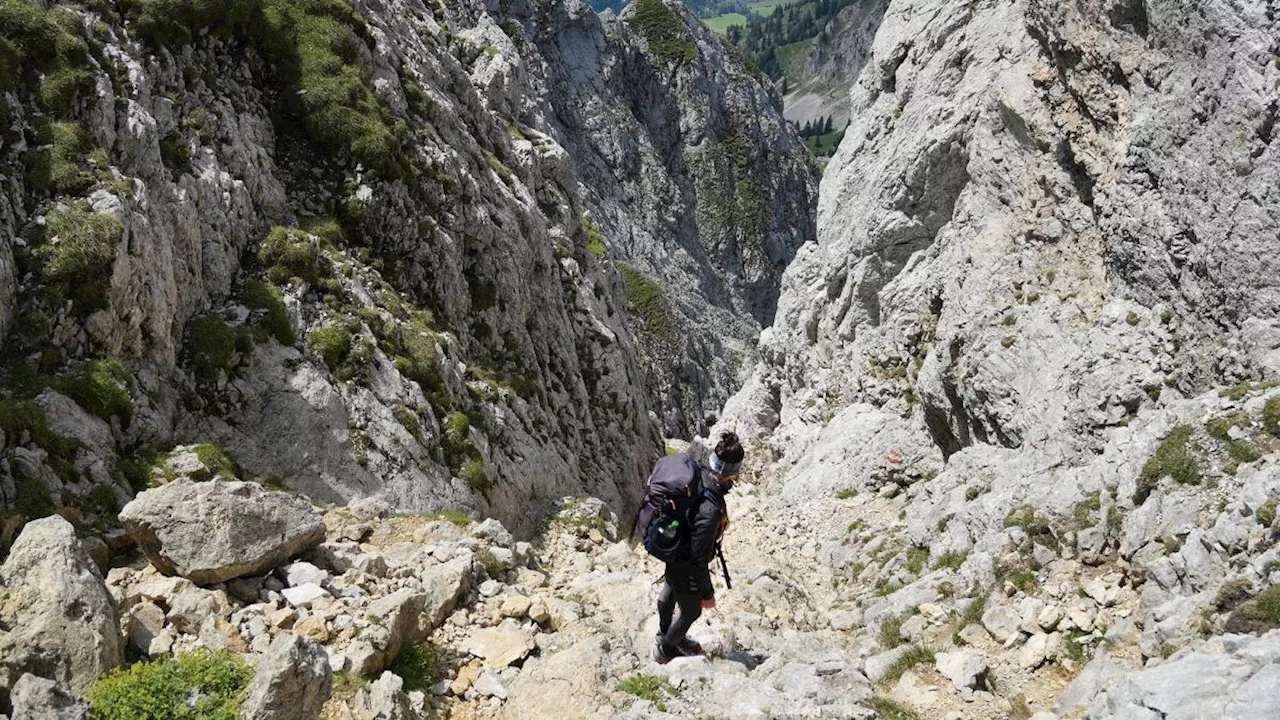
627, 0, 696, 66
933, 549, 967, 571
241, 279, 295, 346
1220, 380, 1279, 401
619, 674, 679, 711
460, 456, 489, 493
1214, 579, 1253, 611
1264, 396, 1280, 436
388, 641, 440, 693
393, 404, 420, 436
879, 645, 935, 685
192, 443, 238, 480
618, 263, 678, 342
86, 649, 252, 720
29, 120, 94, 196
307, 325, 352, 372
60, 359, 133, 424
1003, 504, 1058, 549
879, 614, 906, 649
475, 546, 505, 579
1206, 412, 1251, 441
904, 547, 928, 575
960, 593, 987, 627
184, 315, 251, 383
1073, 490, 1101, 530
868, 696, 920, 720
835, 488, 857, 500
38, 202, 123, 312
1258, 498, 1277, 528
702, 12, 747, 33
426, 509, 472, 526
1225, 585, 1280, 634
582, 214, 606, 257
260, 227, 325, 286
1141, 425, 1202, 489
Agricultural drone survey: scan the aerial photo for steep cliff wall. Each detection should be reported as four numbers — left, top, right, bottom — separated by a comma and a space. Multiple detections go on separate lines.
0, 0, 812, 540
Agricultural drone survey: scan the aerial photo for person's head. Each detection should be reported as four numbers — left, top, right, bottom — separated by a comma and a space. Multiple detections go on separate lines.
707, 431, 744, 490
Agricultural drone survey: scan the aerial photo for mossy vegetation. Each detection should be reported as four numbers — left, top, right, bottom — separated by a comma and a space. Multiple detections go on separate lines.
183, 315, 251, 383
1073, 490, 1101, 530
123, 0, 398, 173
37, 202, 124, 312
582, 214, 606, 257
932, 549, 967, 571
260, 227, 326, 286
627, 0, 697, 66
960, 593, 988, 627
618, 674, 679, 711
879, 645, 935, 685
1224, 585, 1280, 634
879, 613, 905, 649
618, 263, 678, 343
868, 696, 920, 720
1264, 396, 1280, 437
307, 324, 353, 373
1003, 504, 1058, 549
85, 649, 253, 720
388, 641, 441, 692
442, 411, 488, 493
60, 359, 133, 424
1140, 425, 1202, 494
241, 279, 295, 346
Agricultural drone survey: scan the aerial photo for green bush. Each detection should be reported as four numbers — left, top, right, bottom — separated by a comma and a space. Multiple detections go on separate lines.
159, 131, 192, 174
618, 263, 677, 342
86, 649, 253, 720
626, 0, 696, 66
1224, 585, 1280, 634
460, 456, 488, 493
260, 227, 323, 286
1003, 504, 1057, 549
388, 641, 440, 693
0, 1, 90, 102
192, 444, 238, 480
960, 593, 987, 627
307, 325, 352, 372
185, 315, 248, 382
60, 359, 133, 424
1073, 490, 1101, 530
38, 66, 93, 116
1141, 425, 1202, 487
38, 202, 123, 311
393, 404, 420, 436
1264, 396, 1280, 437
241, 279, 295, 346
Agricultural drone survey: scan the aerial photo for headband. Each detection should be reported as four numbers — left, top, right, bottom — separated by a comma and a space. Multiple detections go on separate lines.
708, 451, 742, 476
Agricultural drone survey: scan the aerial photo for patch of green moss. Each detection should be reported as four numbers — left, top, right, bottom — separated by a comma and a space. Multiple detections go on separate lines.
618, 263, 677, 342
307, 325, 352, 372
626, 0, 696, 67
482, 149, 511, 183
582, 214, 606, 257
192, 444, 238, 480
260, 227, 325, 286
1003, 504, 1058, 550
1258, 498, 1277, 528
183, 315, 251, 383
868, 696, 920, 720
1141, 425, 1202, 488
1073, 490, 1101, 530
37, 202, 123, 312
28, 120, 95, 196
393, 404, 420, 436
241, 279, 295, 346
1221, 380, 1279, 401
126, 0, 397, 172
86, 649, 253, 720
60, 359, 133, 424
1264, 396, 1280, 437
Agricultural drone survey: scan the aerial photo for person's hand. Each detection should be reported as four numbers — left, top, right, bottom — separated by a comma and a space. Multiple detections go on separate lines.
701, 597, 716, 609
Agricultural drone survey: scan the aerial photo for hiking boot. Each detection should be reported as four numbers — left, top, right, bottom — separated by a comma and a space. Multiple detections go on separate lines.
676, 636, 703, 656
650, 639, 675, 665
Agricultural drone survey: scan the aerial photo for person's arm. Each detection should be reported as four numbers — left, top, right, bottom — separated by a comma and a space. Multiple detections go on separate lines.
689, 497, 720, 601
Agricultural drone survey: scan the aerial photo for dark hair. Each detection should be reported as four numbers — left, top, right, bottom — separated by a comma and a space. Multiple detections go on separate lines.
714, 431, 744, 464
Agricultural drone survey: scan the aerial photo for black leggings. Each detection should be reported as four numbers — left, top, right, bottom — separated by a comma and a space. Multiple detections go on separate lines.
657, 582, 703, 652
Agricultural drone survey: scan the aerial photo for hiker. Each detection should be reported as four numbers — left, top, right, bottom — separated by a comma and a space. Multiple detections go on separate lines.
646, 431, 744, 664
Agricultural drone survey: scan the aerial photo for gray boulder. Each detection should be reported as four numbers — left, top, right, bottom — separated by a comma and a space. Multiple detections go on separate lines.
0, 517, 122, 706
119, 480, 324, 585
352, 672, 413, 720
241, 634, 333, 720
9, 674, 89, 720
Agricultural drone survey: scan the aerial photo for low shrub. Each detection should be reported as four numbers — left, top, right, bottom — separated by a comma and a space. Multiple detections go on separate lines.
618, 674, 678, 711
1264, 396, 1280, 437
388, 641, 440, 693
85, 649, 252, 720
879, 645, 935, 685
241, 279, 295, 346
60, 359, 133, 424
184, 316, 250, 383
260, 227, 323, 286
1141, 425, 1202, 487
307, 325, 352, 372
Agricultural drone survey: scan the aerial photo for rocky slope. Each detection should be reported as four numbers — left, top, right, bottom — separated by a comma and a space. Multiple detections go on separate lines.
712, 0, 1280, 715
0, 0, 813, 551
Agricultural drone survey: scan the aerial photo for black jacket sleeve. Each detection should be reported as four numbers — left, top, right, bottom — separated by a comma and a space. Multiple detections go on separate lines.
687, 492, 724, 599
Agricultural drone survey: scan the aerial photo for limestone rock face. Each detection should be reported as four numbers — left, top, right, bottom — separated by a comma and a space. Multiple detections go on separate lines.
0, 518, 122, 706
119, 480, 325, 585
9, 674, 90, 720
241, 634, 333, 720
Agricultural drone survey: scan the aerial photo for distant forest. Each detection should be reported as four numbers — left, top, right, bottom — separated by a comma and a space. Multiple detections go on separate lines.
590, 0, 750, 16
725, 0, 859, 79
